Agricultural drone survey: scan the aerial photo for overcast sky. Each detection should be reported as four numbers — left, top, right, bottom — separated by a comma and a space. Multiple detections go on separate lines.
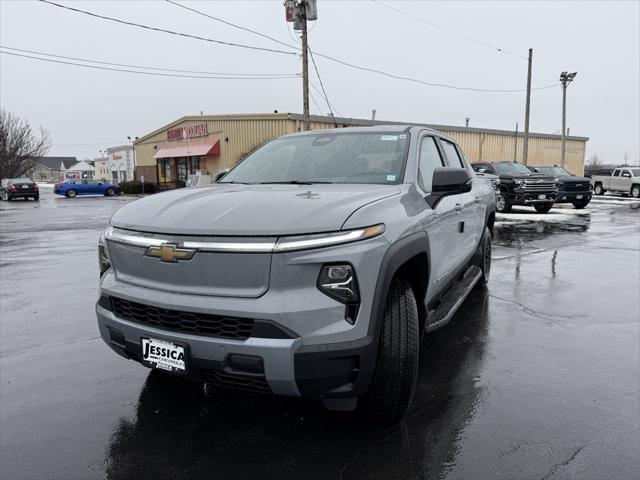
1, 0, 638, 164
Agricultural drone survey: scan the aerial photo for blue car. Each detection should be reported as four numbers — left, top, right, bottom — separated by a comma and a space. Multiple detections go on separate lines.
54, 179, 122, 198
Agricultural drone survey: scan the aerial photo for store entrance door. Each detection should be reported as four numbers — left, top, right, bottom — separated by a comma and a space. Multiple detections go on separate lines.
176, 158, 188, 188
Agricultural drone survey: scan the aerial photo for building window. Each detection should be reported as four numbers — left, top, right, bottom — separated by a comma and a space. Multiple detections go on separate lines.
189, 157, 200, 174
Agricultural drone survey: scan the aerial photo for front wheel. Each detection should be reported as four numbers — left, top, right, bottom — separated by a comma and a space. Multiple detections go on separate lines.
572, 200, 589, 209
594, 183, 605, 195
361, 278, 419, 422
65, 189, 77, 198
631, 185, 640, 199
105, 187, 116, 196
534, 203, 553, 214
495, 192, 512, 213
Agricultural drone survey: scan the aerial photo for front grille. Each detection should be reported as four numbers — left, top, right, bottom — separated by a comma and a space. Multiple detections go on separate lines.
523, 180, 556, 192
201, 369, 272, 394
561, 183, 590, 192
111, 297, 254, 340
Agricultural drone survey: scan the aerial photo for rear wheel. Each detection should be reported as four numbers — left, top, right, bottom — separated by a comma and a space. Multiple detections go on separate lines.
33, 195, 39, 201
495, 191, 512, 213
65, 189, 77, 198
594, 183, 605, 195
361, 278, 419, 422
105, 187, 115, 196
631, 185, 640, 199
572, 200, 589, 209
473, 227, 492, 287
534, 203, 553, 214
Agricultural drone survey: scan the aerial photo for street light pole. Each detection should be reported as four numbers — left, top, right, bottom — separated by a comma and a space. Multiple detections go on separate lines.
559, 72, 577, 169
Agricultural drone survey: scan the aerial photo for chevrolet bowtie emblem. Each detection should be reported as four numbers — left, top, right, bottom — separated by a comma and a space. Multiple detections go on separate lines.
145, 244, 196, 263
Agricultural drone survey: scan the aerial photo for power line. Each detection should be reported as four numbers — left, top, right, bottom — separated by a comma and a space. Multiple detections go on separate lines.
1, 45, 299, 77
0, 50, 300, 80
309, 80, 343, 118
38, 0, 299, 57
40, 0, 558, 93
308, 47, 338, 125
371, 0, 527, 60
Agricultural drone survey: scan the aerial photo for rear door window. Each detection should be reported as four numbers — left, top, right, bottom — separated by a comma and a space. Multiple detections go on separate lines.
417, 136, 444, 192
613, 169, 620, 177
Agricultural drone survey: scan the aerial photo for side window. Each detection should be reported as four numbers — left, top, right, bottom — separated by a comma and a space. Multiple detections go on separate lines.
613, 169, 620, 177
440, 139, 465, 168
418, 136, 444, 192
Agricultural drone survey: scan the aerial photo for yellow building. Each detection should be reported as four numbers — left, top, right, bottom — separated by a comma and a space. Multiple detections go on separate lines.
134, 113, 588, 188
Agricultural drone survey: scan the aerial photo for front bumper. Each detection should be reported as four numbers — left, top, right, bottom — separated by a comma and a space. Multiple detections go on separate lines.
508, 191, 556, 204
554, 190, 592, 203
96, 235, 388, 399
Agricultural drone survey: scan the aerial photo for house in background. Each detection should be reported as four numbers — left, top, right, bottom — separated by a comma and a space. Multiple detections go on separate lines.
106, 145, 134, 183
30, 157, 78, 182
93, 157, 110, 181
64, 160, 95, 180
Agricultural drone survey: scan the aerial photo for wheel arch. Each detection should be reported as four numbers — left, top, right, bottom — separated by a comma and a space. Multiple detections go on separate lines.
369, 231, 431, 339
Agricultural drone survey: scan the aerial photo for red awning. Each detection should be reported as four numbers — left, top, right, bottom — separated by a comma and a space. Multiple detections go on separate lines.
153, 140, 220, 159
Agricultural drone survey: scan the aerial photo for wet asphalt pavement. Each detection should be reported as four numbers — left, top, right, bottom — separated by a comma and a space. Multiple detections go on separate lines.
1, 188, 639, 480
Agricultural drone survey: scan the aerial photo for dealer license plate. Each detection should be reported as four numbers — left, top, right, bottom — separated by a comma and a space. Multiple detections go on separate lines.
576, 195, 583, 199
538, 194, 547, 200
141, 338, 187, 373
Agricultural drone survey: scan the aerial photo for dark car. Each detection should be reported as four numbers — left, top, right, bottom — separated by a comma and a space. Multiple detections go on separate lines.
532, 166, 592, 209
54, 179, 122, 198
0, 178, 39, 201
471, 161, 557, 214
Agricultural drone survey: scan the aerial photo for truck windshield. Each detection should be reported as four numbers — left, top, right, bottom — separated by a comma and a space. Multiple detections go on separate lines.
220, 132, 410, 185
536, 166, 572, 176
494, 163, 533, 174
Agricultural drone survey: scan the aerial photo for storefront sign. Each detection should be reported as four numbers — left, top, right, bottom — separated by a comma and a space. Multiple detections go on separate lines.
167, 123, 208, 141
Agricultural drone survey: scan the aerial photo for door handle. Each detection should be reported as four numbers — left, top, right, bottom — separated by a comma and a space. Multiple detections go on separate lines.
455, 203, 462, 212
474, 196, 481, 204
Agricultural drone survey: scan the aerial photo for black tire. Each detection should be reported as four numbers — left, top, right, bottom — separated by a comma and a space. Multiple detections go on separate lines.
6, 196, 12, 202
33, 195, 39, 201
534, 203, 553, 214
495, 191, 512, 213
631, 185, 640, 199
105, 187, 115, 196
594, 183, 605, 195
65, 189, 77, 198
361, 278, 419, 422
572, 200, 589, 209
473, 227, 492, 287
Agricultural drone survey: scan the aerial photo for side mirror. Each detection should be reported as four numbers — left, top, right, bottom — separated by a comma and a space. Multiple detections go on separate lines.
214, 169, 230, 182
425, 167, 473, 208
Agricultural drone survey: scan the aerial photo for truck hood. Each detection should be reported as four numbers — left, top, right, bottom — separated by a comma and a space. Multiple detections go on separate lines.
110, 183, 401, 236
498, 172, 556, 181
556, 175, 591, 184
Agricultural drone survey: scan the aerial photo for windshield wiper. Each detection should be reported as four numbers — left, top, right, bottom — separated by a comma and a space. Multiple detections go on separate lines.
221, 181, 253, 185
259, 180, 334, 185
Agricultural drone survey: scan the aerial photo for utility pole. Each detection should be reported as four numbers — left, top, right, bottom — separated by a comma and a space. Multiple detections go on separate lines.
285, 1, 317, 131
300, 8, 310, 131
559, 71, 577, 168
522, 48, 532, 165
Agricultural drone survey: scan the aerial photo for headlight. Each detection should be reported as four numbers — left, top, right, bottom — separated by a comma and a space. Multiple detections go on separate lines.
275, 224, 385, 252
554, 178, 560, 184
317, 264, 360, 304
98, 232, 111, 277
514, 179, 523, 185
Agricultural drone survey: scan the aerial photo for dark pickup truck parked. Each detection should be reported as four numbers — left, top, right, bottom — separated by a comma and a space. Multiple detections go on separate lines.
532, 166, 593, 208
471, 162, 557, 213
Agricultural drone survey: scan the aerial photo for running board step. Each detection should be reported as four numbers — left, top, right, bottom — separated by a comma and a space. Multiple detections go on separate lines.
425, 265, 482, 333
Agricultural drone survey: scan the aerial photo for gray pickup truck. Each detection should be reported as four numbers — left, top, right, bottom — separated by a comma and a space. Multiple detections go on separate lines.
591, 167, 640, 198
96, 126, 495, 421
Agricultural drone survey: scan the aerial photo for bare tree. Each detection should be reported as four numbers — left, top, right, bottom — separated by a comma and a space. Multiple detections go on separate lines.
0, 109, 51, 179
586, 153, 602, 166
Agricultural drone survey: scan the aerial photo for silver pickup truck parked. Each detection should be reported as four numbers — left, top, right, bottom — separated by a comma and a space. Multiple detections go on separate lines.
591, 167, 640, 198
96, 125, 495, 421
